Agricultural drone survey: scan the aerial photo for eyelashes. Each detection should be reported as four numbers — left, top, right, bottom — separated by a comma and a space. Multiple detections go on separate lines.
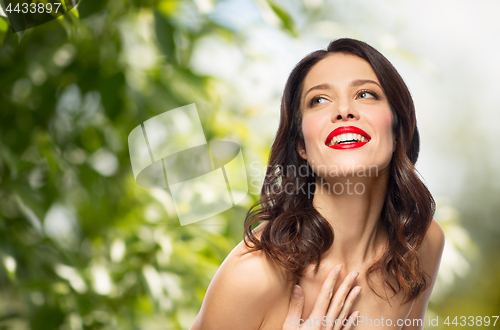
308, 95, 328, 107
357, 89, 380, 100
307, 89, 380, 108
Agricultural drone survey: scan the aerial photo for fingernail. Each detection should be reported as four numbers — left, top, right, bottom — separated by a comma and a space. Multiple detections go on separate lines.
350, 271, 359, 279
353, 311, 360, 318
334, 264, 343, 274
293, 285, 303, 298
354, 286, 362, 295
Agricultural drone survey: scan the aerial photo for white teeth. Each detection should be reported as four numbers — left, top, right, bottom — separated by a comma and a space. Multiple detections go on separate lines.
328, 133, 369, 145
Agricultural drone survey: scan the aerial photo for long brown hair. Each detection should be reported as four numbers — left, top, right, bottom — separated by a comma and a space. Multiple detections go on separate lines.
243, 38, 435, 303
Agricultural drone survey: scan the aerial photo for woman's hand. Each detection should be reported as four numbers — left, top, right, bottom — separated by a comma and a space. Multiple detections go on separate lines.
282, 265, 361, 330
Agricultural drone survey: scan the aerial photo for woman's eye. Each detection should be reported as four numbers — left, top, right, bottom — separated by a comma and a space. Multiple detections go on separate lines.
357, 90, 378, 99
310, 96, 328, 106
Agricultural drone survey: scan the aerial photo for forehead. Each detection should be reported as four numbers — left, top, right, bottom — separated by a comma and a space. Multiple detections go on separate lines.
302, 53, 379, 91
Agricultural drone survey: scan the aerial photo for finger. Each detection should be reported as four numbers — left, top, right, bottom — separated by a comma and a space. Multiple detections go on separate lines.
326, 271, 359, 321
282, 285, 304, 330
336, 286, 361, 326
341, 311, 360, 330
308, 264, 342, 319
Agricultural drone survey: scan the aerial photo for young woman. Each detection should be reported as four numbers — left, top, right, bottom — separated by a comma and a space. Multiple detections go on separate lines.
191, 38, 445, 330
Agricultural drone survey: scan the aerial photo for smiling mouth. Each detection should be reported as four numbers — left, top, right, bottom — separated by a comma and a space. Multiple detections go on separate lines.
328, 133, 369, 146
325, 126, 371, 150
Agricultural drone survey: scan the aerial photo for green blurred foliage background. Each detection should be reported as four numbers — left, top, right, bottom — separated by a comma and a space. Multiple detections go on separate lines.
0, 0, 498, 329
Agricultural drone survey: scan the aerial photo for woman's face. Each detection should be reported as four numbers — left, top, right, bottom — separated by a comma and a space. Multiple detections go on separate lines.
298, 53, 395, 179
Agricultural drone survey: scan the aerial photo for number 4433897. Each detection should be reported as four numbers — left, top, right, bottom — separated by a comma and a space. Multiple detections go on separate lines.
444, 316, 498, 327
5, 2, 62, 14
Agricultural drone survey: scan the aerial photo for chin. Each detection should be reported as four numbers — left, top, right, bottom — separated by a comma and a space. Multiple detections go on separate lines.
313, 159, 391, 179
311, 161, 382, 180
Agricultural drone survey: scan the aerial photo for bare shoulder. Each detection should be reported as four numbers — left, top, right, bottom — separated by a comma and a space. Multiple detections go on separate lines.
419, 218, 445, 269
191, 222, 290, 330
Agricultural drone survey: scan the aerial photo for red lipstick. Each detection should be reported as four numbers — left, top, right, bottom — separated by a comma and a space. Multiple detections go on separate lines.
325, 126, 371, 150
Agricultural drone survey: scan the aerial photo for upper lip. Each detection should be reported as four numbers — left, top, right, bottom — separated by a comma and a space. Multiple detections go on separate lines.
325, 126, 372, 146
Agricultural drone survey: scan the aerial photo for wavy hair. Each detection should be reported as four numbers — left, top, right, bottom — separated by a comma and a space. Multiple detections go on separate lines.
243, 38, 435, 303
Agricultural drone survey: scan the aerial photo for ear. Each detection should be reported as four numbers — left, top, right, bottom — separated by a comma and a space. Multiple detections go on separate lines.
297, 139, 307, 160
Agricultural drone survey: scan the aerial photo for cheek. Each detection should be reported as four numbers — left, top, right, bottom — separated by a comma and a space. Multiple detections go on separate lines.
301, 115, 319, 147
383, 113, 394, 140
370, 109, 394, 144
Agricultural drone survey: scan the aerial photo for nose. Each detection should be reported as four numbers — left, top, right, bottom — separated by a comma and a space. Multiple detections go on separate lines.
330, 98, 359, 122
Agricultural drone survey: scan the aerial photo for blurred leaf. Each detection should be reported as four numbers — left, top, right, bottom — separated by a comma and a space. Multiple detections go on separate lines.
29, 303, 65, 330
267, 1, 296, 37
157, 0, 179, 17
154, 9, 177, 64
0, 17, 8, 47
15, 29, 23, 43
77, 0, 107, 18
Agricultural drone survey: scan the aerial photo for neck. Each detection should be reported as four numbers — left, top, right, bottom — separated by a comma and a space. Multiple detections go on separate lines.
312, 170, 389, 269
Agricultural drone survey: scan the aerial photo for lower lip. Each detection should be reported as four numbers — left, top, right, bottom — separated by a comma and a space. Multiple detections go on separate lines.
328, 142, 369, 149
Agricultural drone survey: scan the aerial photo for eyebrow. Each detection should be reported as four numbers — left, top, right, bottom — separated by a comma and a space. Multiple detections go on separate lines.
304, 79, 383, 98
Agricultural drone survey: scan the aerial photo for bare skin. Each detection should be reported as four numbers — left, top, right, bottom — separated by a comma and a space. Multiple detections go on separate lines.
282, 263, 361, 330
191, 54, 445, 330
